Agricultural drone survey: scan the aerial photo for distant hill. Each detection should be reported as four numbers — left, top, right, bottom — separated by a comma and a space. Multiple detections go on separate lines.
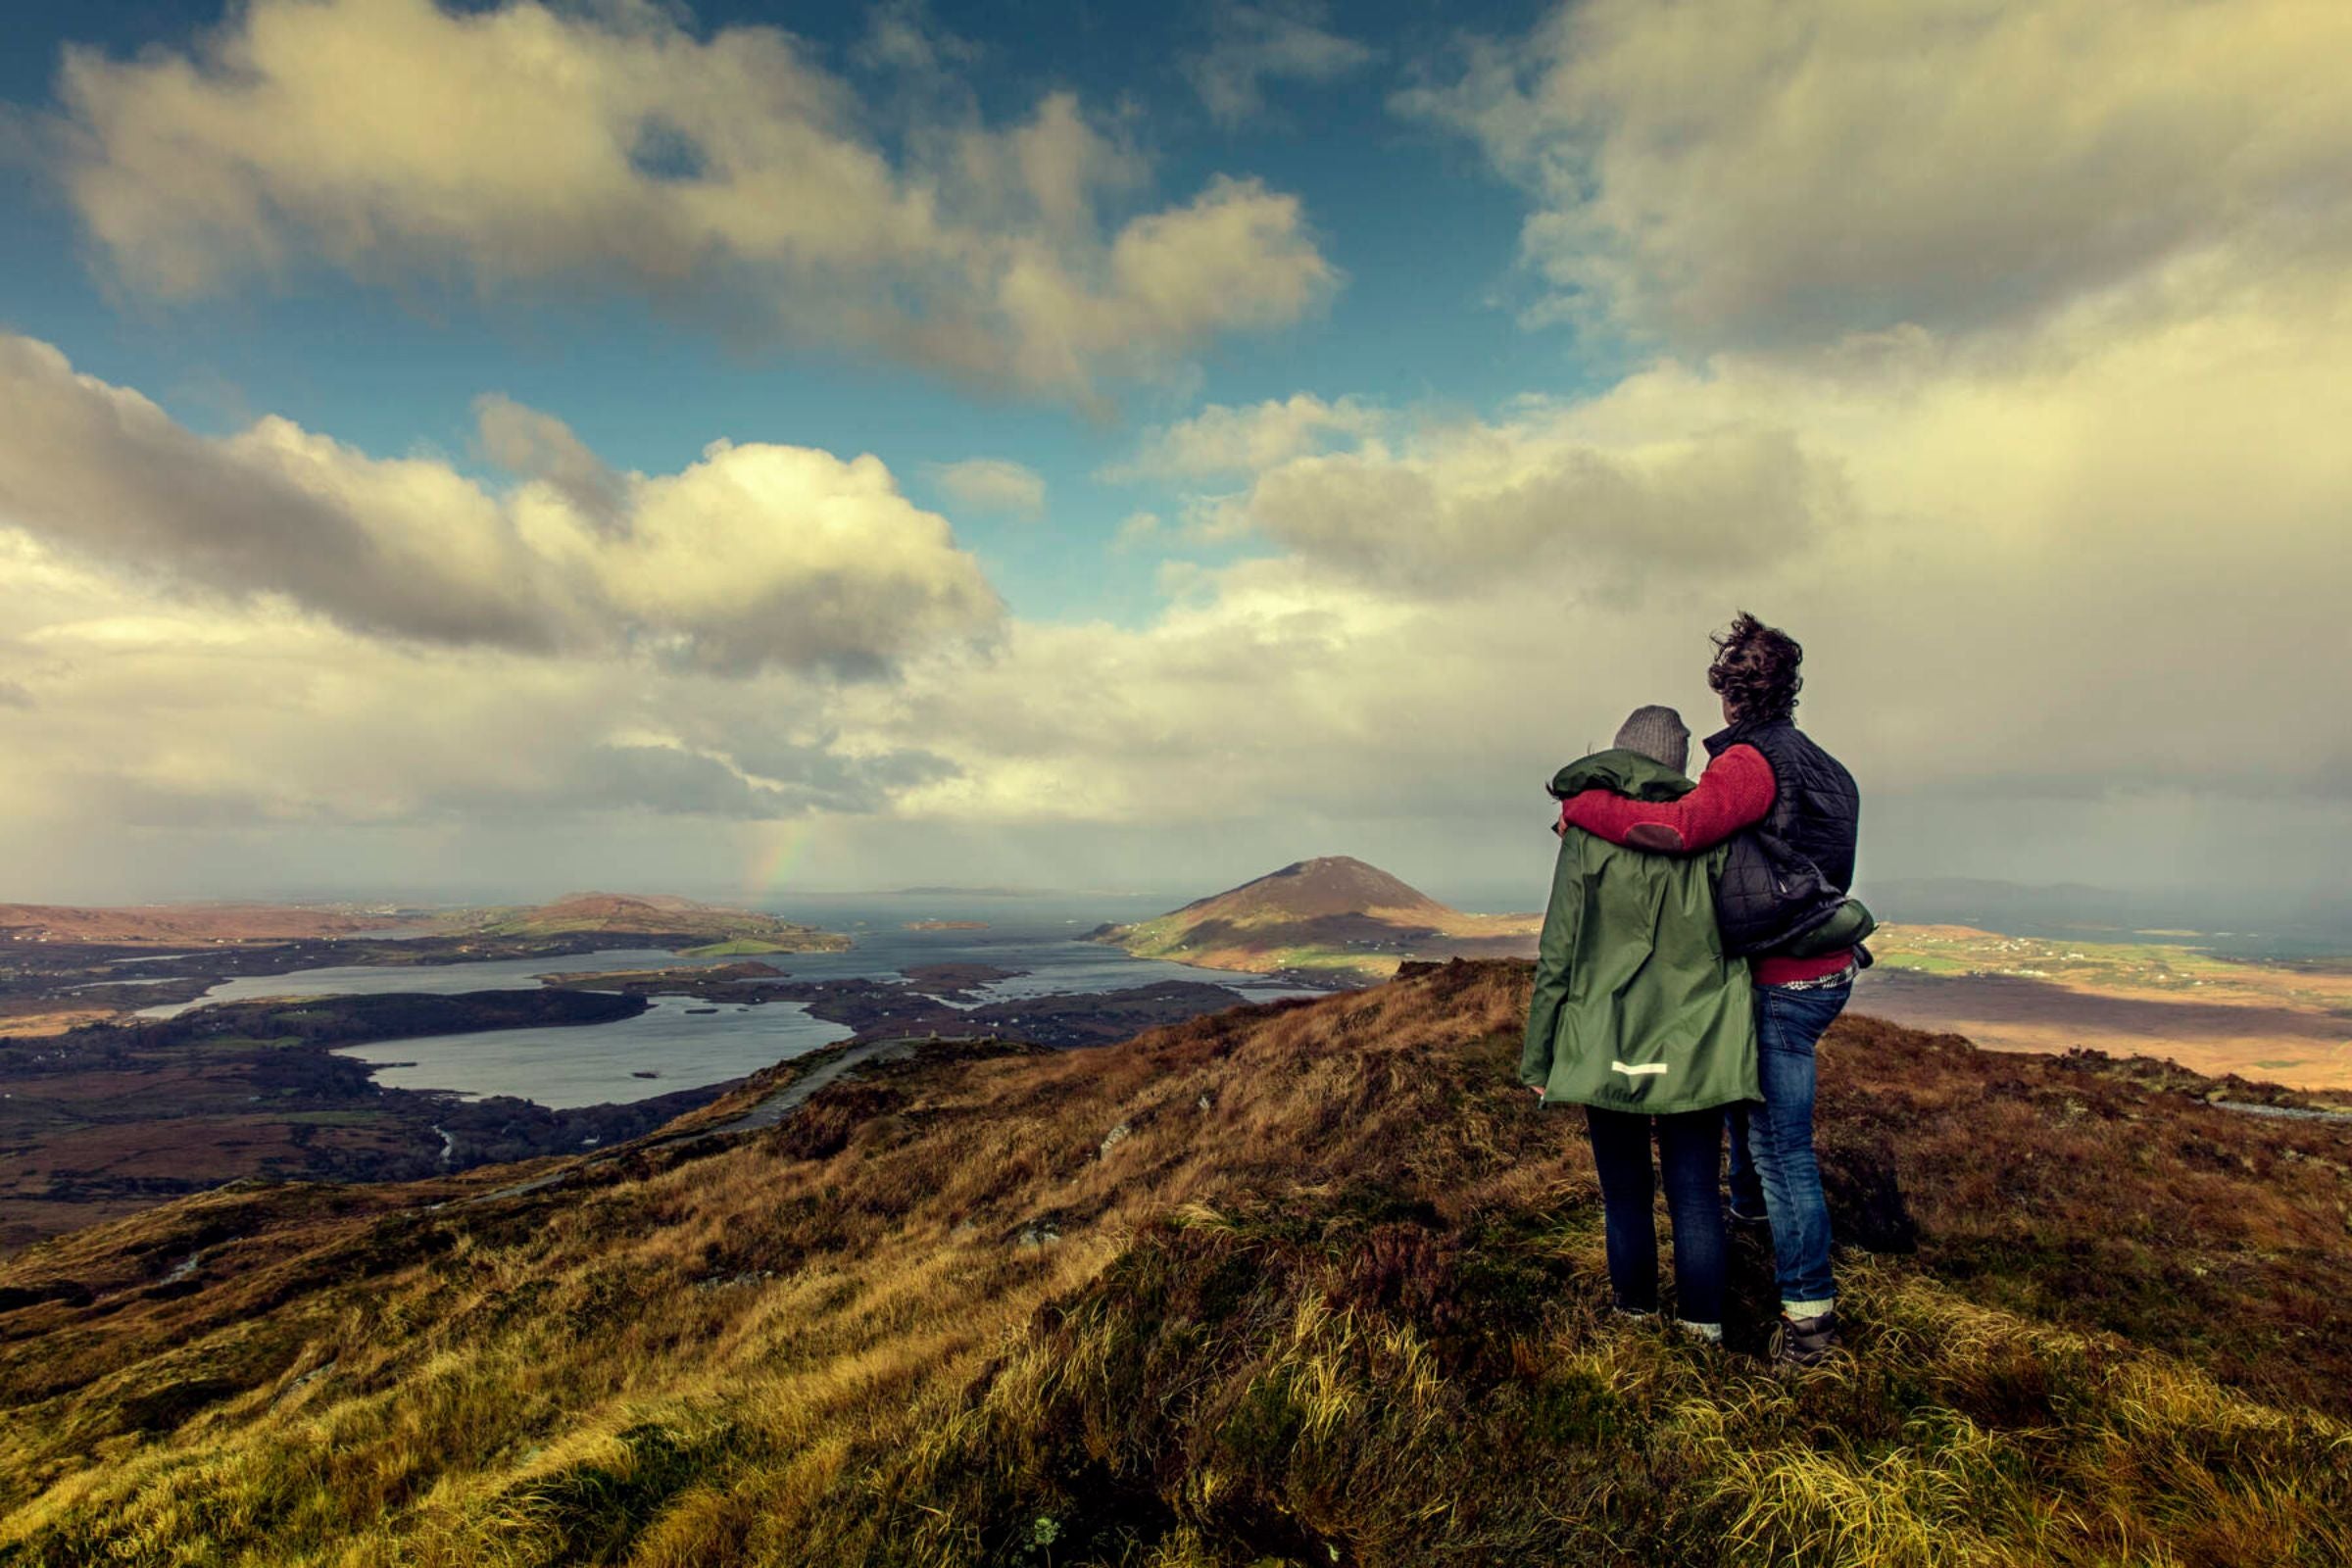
1095, 856, 1538, 979
6, 961, 2348, 1564
0, 894, 847, 954
444, 893, 848, 951
0, 902, 417, 946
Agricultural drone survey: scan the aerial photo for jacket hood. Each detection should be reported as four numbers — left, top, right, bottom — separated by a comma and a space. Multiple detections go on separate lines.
1546, 747, 1697, 803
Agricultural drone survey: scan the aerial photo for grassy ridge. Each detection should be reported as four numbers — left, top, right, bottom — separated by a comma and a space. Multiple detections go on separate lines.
446, 895, 849, 953
3, 963, 2349, 1565
674, 939, 802, 958
1103, 911, 1399, 979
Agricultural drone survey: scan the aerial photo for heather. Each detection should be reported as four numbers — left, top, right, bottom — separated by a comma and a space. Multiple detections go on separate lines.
3, 961, 2347, 1566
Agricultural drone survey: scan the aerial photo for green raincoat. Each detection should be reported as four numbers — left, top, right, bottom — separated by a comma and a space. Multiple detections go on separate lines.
1520, 749, 1760, 1115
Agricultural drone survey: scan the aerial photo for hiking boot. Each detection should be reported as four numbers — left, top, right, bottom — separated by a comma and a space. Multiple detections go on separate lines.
1768, 1309, 1841, 1369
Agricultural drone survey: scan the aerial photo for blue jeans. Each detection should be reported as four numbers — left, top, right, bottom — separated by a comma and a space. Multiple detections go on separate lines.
1726, 980, 1849, 1312
1585, 1105, 1727, 1326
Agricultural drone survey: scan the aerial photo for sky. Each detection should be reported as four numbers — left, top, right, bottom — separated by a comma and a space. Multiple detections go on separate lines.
0, 0, 2346, 914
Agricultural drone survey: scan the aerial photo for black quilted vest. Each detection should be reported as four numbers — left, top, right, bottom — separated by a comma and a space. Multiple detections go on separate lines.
1704, 717, 1861, 956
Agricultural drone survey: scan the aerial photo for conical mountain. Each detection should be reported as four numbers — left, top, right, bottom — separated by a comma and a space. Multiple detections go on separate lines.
1169, 856, 1453, 923
1099, 855, 1537, 980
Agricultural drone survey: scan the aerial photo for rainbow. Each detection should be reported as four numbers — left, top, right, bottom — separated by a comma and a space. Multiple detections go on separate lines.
741, 818, 813, 906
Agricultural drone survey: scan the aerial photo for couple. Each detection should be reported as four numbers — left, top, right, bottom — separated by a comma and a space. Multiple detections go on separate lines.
1521, 613, 1868, 1367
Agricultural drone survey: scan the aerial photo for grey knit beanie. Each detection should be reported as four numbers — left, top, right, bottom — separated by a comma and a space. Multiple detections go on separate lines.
1614, 705, 1690, 773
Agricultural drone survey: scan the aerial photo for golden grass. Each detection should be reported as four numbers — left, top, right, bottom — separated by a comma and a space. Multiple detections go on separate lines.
2, 961, 2349, 1565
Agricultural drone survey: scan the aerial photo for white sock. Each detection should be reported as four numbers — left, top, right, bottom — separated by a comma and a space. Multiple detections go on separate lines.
1676, 1320, 1724, 1344
1782, 1298, 1836, 1321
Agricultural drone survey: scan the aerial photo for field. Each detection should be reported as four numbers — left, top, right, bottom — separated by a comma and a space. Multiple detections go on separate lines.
1862, 925, 2352, 1091
4, 960, 2347, 1566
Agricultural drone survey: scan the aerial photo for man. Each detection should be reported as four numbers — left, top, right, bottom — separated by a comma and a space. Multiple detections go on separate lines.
1522, 706, 1760, 1347
1555, 614, 1862, 1368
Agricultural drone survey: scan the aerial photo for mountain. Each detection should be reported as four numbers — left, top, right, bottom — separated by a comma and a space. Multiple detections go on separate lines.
7, 959, 2346, 1564
1095, 856, 1540, 979
448, 893, 848, 951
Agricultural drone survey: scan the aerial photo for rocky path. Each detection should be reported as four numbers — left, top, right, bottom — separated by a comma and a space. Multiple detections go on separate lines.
710, 1036, 926, 1132
445, 1036, 934, 1206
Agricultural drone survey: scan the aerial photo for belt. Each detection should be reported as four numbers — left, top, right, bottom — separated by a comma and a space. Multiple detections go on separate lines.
1765, 962, 1859, 993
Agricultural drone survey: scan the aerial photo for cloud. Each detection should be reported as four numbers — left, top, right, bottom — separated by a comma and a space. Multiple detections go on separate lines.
1398, 0, 2352, 346
1103, 393, 1385, 481
3, 267, 2349, 891
8, 0, 2351, 894
1185, 1, 1376, 127
0, 542, 957, 833
561, 737, 956, 820
49, 0, 1336, 402
864, 262, 2352, 834
927, 458, 1046, 517
0, 332, 1002, 672
854, 0, 979, 75
474, 393, 625, 525
1224, 416, 1845, 595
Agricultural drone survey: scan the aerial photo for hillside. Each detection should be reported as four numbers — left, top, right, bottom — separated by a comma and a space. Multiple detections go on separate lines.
1859, 924, 2352, 1091
0, 902, 417, 946
1096, 857, 1539, 980
4, 962, 2349, 1565
446, 894, 848, 951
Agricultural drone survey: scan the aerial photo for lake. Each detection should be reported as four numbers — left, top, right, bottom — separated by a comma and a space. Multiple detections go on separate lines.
141, 895, 1331, 1109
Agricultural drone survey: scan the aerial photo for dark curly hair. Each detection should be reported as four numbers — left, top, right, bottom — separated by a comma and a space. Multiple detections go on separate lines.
1707, 612, 1803, 723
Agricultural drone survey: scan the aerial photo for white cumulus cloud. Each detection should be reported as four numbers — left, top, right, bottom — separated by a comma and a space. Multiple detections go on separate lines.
49, 0, 1337, 403
1398, 0, 2352, 346
0, 333, 1002, 674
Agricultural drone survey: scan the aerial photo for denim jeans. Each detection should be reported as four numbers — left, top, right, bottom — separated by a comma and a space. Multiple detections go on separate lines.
1726, 979, 1850, 1312
1585, 1105, 1727, 1326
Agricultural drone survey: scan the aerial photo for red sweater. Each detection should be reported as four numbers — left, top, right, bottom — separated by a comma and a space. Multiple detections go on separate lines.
1559, 745, 1854, 986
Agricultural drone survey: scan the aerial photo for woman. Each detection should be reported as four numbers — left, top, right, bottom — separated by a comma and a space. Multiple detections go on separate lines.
1521, 706, 1759, 1344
